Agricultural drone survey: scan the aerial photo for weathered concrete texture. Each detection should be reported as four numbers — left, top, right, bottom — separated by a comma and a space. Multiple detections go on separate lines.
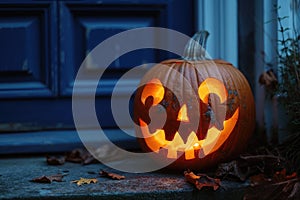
0, 157, 249, 200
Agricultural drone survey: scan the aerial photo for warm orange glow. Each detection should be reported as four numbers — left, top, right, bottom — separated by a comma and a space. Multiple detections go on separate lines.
184, 132, 199, 160
177, 104, 190, 122
141, 79, 165, 106
139, 119, 167, 152
138, 77, 240, 161
138, 107, 239, 160
193, 143, 200, 148
198, 78, 228, 104
166, 132, 184, 159
200, 107, 239, 158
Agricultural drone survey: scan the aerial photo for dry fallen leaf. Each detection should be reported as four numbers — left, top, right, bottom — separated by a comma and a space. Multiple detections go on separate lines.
46, 156, 65, 165
71, 177, 98, 186
273, 168, 297, 182
216, 160, 249, 181
250, 169, 297, 187
100, 170, 125, 180
31, 174, 64, 183
258, 69, 277, 90
245, 168, 299, 199
250, 173, 272, 186
66, 148, 98, 165
184, 170, 220, 191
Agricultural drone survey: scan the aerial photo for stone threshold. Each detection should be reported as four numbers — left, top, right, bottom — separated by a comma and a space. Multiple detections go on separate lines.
0, 157, 249, 200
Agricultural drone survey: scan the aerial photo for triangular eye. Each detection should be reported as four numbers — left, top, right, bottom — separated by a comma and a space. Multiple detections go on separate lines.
177, 104, 190, 122
141, 79, 165, 106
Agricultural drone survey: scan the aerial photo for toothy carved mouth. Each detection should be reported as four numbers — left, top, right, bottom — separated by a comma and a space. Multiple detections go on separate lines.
139, 108, 239, 160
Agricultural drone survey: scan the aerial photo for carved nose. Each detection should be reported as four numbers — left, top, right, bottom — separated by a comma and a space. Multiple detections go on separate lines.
177, 104, 190, 122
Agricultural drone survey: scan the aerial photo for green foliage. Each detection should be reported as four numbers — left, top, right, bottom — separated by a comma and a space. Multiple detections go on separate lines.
276, 15, 300, 132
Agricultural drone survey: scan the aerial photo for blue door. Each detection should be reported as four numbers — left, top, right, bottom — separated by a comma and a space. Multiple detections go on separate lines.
0, 0, 195, 153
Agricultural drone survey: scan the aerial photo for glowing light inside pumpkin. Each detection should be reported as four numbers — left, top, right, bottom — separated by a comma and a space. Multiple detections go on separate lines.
141, 79, 164, 106
139, 108, 239, 160
177, 104, 190, 122
199, 108, 239, 158
138, 77, 240, 160
193, 143, 200, 148
198, 78, 228, 104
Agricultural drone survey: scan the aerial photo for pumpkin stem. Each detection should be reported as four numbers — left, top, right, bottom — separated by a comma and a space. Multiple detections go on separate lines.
182, 30, 210, 61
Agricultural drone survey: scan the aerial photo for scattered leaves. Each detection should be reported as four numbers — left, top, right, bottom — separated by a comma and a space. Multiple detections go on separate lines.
46, 156, 65, 165
31, 174, 64, 183
250, 169, 297, 187
216, 153, 286, 182
66, 148, 98, 165
100, 170, 125, 180
250, 174, 272, 187
71, 177, 98, 186
244, 168, 299, 199
216, 160, 249, 181
273, 168, 297, 182
244, 179, 300, 200
184, 170, 220, 191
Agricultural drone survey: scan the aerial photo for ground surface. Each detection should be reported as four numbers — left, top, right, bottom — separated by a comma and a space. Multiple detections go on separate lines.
0, 157, 249, 200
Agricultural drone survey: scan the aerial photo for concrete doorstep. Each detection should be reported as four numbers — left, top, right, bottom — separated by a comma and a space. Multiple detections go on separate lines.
0, 157, 249, 200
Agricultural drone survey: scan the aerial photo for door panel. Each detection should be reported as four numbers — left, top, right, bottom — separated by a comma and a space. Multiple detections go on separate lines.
59, 1, 168, 96
0, 0, 195, 136
0, 1, 57, 98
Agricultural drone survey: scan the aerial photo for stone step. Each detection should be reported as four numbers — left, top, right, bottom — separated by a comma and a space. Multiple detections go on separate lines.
0, 157, 249, 200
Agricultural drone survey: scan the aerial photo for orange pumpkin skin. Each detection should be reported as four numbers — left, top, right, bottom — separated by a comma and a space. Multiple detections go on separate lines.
133, 32, 255, 171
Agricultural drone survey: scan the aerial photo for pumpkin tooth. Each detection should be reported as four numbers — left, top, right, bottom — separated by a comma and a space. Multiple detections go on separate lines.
185, 148, 195, 160
166, 132, 184, 159
185, 131, 199, 149
184, 132, 200, 160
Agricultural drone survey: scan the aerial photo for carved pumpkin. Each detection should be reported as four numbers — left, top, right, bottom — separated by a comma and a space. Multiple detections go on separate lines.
134, 31, 255, 170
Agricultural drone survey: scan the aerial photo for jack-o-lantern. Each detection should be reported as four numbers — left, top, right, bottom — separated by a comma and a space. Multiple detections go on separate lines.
134, 31, 255, 170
